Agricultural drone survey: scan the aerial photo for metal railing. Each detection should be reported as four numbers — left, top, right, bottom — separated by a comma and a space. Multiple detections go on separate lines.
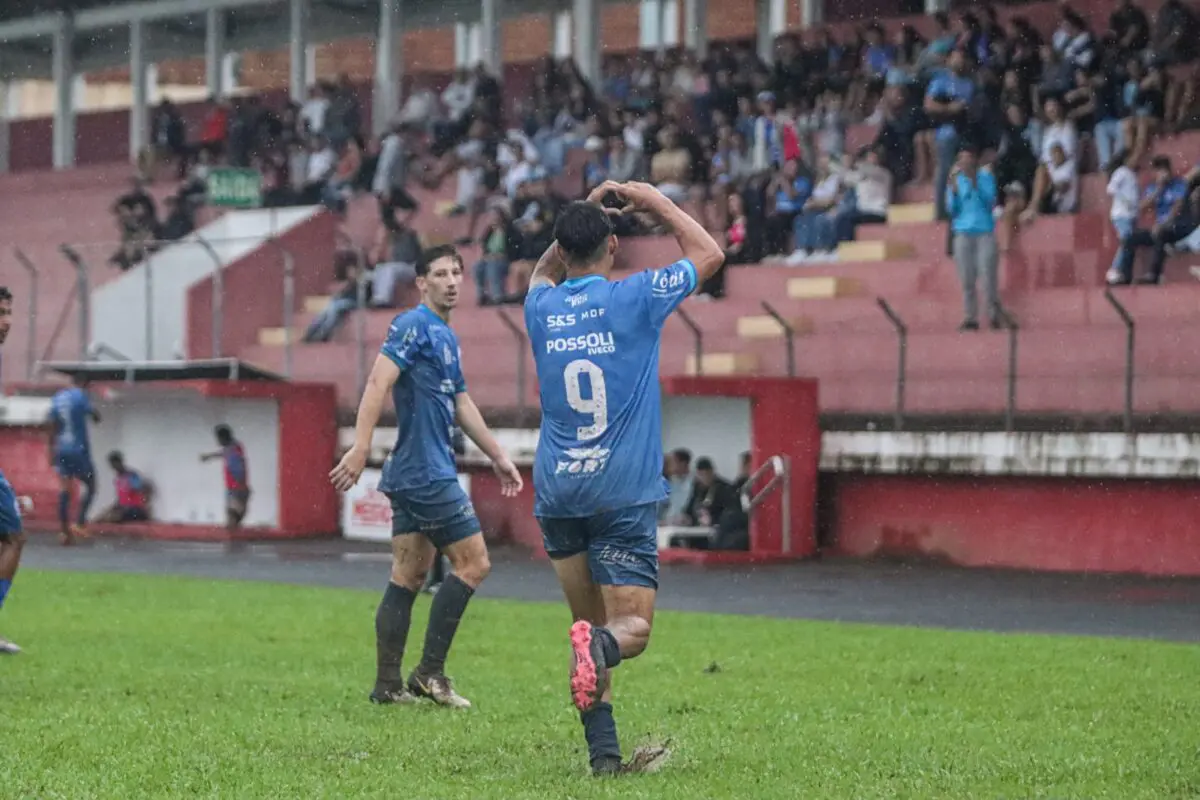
760, 300, 797, 377
676, 306, 703, 376
741, 454, 792, 554
1104, 289, 1135, 433
993, 305, 1019, 433
876, 297, 907, 431
496, 309, 528, 420
88, 342, 134, 362
13, 248, 38, 379
57, 233, 294, 373
58, 244, 90, 361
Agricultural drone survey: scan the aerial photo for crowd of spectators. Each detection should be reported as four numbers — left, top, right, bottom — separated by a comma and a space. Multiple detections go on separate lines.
111, 0, 1200, 300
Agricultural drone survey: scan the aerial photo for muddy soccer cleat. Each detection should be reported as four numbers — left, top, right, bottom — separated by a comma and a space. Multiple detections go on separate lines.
368, 685, 417, 705
407, 672, 472, 709
622, 742, 672, 774
0, 637, 21, 655
569, 620, 610, 712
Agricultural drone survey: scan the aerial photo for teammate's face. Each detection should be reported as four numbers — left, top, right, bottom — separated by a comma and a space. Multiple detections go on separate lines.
419, 257, 464, 314
0, 298, 11, 346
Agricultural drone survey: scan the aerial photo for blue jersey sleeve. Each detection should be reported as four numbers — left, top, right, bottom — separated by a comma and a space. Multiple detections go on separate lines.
380, 313, 426, 371
615, 259, 698, 329
453, 342, 467, 394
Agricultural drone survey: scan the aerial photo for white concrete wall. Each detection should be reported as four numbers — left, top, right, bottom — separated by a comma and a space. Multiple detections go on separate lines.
88, 392, 280, 526
90, 206, 318, 362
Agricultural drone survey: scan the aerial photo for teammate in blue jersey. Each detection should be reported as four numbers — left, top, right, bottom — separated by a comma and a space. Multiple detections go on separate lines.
330, 244, 523, 709
0, 287, 25, 653
524, 181, 724, 775
48, 374, 101, 545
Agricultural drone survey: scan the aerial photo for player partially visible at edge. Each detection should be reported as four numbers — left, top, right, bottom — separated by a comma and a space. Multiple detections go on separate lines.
0, 287, 26, 653
523, 181, 724, 775
49, 370, 101, 546
330, 244, 523, 709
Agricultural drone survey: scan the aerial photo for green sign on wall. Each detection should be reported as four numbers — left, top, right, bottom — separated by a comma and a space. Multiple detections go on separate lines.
207, 167, 263, 209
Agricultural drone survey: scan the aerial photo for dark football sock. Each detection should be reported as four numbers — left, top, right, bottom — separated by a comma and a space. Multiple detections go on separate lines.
594, 625, 622, 667
417, 573, 474, 676
581, 701, 621, 764
78, 477, 96, 524
0, 578, 11, 610
57, 491, 70, 529
375, 582, 417, 690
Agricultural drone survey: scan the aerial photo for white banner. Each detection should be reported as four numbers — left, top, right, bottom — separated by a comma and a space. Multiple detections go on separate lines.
342, 470, 472, 543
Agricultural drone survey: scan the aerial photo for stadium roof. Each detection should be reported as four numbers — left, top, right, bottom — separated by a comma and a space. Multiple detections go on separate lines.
0, 0, 558, 81
41, 358, 285, 383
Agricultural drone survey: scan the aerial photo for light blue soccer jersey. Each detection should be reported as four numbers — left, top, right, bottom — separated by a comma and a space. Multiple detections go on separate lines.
49, 387, 94, 458
525, 258, 698, 518
377, 304, 467, 497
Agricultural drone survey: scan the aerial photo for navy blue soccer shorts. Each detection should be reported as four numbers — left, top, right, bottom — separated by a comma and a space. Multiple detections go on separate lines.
0, 471, 23, 541
387, 478, 481, 550
537, 503, 660, 590
54, 449, 95, 482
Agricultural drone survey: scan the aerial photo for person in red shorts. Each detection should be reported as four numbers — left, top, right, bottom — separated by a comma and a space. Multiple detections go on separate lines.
95, 451, 151, 524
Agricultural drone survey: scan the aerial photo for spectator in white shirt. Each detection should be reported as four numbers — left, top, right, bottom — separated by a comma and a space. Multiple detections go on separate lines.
1046, 143, 1079, 213
300, 84, 329, 137
1105, 149, 1140, 283
396, 78, 439, 132
299, 135, 337, 204
441, 69, 476, 125
835, 147, 893, 243
1022, 98, 1079, 223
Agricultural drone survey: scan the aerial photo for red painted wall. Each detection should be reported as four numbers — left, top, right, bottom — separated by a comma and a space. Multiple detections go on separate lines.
831, 474, 1200, 577
277, 383, 340, 534
186, 210, 338, 360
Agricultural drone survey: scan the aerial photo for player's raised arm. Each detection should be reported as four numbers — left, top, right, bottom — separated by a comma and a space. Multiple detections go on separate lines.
528, 241, 568, 293
454, 393, 523, 497
589, 180, 725, 286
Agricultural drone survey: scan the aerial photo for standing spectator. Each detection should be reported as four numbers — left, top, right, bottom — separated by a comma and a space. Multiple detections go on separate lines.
301, 82, 330, 137
325, 74, 362, 150
370, 217, 420, 308
397, 77, 440, 132
1110, 0, 1150, 57
1105, 149, 1140, 284
141, 98, 187, 180
321, 136, 364, 214
1110, 156, 1191, 285
197, 97, 229, 162
923, 49, 975, 219
373, 123, 419, 226
659, 449, 694, 525
298, 135, 337, 204
946, 146, 1000, 331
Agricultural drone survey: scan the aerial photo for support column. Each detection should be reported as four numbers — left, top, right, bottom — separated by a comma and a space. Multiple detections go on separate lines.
205, 7, 226, 98
454, 22, 469, 68
0, 83, 10, 174
479, 0, 502, 75
683, 0, 707, 58
130, 20, 148, 163
52, 13, 75, 170
373, 0, 403, 135
289, 0, 310, 102
571, 0, 600, 85
801, 0, 823, 28
552, 9, 572, 58
753, 0, 772, 64
924, 0, 949, 13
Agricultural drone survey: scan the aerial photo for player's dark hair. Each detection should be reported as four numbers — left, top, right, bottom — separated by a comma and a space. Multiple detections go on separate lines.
0, 286, 11, 302
671, 448, 692, 466
696, 457, 715, 472
416, 244, 464, 277
108, 451, 124, 466
214, 424, 233, 444
554, 201, 614, 266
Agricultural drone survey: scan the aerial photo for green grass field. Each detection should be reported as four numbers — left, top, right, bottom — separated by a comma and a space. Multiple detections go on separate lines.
2, 571, 1197, 799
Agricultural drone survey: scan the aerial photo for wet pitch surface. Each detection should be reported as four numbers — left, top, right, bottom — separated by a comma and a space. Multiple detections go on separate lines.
21, 536, 1200, 643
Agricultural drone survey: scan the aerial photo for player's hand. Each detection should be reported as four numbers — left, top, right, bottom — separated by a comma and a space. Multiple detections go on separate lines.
492, 456, 524, 497
330, 445, 369, 493
586, 180, 666, 217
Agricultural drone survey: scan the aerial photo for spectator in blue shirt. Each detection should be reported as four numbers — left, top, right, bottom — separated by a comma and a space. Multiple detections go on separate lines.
946, 146, 1000, 330
924, 49, 976, 219
1110, 156, 1193, 284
